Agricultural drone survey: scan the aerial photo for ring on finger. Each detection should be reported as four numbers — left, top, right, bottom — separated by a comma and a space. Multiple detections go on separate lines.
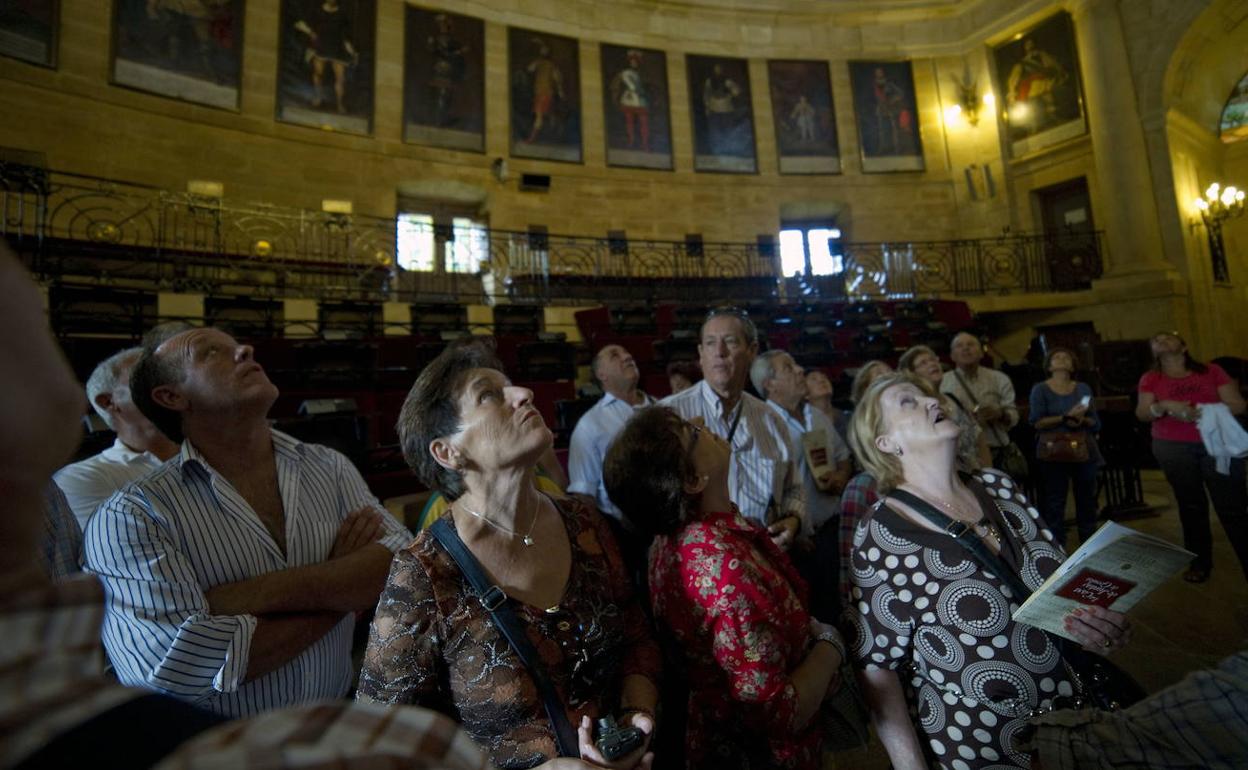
1101, 637, 1112, 649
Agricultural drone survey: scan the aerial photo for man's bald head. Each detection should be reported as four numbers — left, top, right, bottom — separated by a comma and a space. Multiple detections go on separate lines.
950, 332, 984, 368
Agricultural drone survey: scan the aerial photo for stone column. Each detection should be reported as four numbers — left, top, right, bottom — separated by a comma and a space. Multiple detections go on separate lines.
1067, 0, 1171, 276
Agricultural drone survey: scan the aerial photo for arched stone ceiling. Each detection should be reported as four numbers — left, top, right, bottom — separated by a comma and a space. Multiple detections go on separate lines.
1162, 0, 1248, 135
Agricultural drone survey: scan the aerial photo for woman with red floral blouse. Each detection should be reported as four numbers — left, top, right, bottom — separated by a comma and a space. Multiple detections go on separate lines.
604, 406, 846, 770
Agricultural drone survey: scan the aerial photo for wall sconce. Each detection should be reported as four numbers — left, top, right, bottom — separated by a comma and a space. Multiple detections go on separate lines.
946, 67, 985, 127
1191, 182, 1245, 283
1193, 182, 1245, 225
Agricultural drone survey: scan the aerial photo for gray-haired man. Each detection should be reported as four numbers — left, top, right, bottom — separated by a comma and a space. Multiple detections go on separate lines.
53, 347, 179, 529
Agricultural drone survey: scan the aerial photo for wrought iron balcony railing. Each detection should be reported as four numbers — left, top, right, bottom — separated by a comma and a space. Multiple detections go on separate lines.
1, 162, 1103, 304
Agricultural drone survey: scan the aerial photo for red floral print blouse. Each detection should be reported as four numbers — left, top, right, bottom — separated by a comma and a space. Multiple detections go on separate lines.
649, 508, 823, 770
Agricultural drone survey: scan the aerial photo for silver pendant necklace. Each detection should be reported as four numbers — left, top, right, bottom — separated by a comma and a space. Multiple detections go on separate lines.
461, 504, 539, 547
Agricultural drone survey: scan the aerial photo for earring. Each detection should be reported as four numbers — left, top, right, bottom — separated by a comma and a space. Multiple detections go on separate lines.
895, 448, 904, 457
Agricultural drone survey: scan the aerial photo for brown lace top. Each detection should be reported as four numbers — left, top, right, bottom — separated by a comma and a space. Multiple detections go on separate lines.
357, 495, 661, 769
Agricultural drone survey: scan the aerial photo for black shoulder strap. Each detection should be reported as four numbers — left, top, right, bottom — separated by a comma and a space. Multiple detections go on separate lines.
952, 370, 979, 408
944, 391, 968, 414
887, 488, 1099, 697
726, 401, 745, 445
429, 518, 580, 758
886, 487, 1033, 602
953, 370, 1008, 445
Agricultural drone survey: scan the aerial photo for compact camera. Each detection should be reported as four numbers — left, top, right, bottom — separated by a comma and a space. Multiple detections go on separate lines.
594, 715, 645, 761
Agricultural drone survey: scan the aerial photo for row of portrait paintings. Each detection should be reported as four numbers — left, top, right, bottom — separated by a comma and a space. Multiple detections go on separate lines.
0, 3, 1087, 168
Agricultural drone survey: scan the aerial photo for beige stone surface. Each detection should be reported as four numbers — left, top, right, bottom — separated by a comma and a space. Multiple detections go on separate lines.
3, 0, 1248, 358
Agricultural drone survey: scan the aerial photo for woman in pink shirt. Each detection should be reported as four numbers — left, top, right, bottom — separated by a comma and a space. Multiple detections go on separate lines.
1136, 332, 1248, 583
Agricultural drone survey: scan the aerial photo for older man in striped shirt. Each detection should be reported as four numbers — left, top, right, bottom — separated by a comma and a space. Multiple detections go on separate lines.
660, 308, 805, 550
84, 327, 412, 718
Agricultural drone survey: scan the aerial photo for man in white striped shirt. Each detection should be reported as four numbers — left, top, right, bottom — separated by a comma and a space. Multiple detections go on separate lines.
84, 327, 412, 718
660, 308, 805, 550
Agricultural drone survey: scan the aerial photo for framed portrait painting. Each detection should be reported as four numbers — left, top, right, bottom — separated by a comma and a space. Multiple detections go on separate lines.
991, 12, 1086, 158
848, 60, 924, 172
600, 44, 672, 170
402, 6, 484, 152
767, 59, 840, 174
0, 0, 58, 67
509, 28, 581, 163
111, 0, 243, 110
687, 54, 756, 173
276, 0, 375, 135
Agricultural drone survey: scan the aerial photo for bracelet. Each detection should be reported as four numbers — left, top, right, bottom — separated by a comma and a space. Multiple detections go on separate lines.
1149, 402, 1166, 419
813, 627, 847, 660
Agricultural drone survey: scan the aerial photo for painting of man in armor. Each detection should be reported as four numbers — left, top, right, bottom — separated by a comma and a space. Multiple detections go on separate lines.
601, 44, 672, 169
992, 12, 1086, 157
403, 7, 484, 152
849, 59, 924, 172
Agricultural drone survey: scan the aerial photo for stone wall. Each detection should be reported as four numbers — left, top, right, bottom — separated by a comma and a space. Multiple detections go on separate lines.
0, 0, 1065, 244
6, 0, 1248, 359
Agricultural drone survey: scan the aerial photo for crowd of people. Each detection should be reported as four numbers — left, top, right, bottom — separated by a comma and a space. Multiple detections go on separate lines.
6, 239, 1248, 769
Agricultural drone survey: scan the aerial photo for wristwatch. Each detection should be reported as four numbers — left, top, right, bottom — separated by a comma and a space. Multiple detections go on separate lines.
1149, 402, 1166, 419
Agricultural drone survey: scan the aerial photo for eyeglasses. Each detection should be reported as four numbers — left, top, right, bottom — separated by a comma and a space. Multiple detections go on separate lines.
703, 306, 758, 347
705, 306, 750, 324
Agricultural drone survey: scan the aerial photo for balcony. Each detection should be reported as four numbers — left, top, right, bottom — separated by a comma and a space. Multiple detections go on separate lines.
1, 162, 1103, 305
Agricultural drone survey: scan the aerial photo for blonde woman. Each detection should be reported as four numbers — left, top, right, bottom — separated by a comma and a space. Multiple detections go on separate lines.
844, 373, 1131, 770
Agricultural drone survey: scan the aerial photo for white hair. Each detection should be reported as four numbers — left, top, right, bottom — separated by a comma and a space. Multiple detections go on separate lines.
749, 349, 789, 400
85, 347, 141, 429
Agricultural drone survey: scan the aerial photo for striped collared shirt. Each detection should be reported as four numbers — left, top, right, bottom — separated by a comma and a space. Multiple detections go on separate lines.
85, 430, 412, 718
660, 380, 806, 528
567, 390, 655, 517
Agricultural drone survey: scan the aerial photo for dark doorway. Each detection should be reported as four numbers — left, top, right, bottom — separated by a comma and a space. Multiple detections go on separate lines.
1034, 178, 1100, 290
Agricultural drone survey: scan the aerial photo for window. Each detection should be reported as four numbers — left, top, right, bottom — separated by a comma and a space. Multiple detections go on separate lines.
448, 217, 489, 273
396, 213, 435, 271
396, 211, 489, 273
779, 224, 843, 277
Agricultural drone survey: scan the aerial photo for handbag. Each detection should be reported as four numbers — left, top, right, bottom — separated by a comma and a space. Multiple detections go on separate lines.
1036, 430, 1091, 463
429, 518, 581, 758
953, 371, 1030, 479
993, 441, 1032, 480
887, 485, 1144, 713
